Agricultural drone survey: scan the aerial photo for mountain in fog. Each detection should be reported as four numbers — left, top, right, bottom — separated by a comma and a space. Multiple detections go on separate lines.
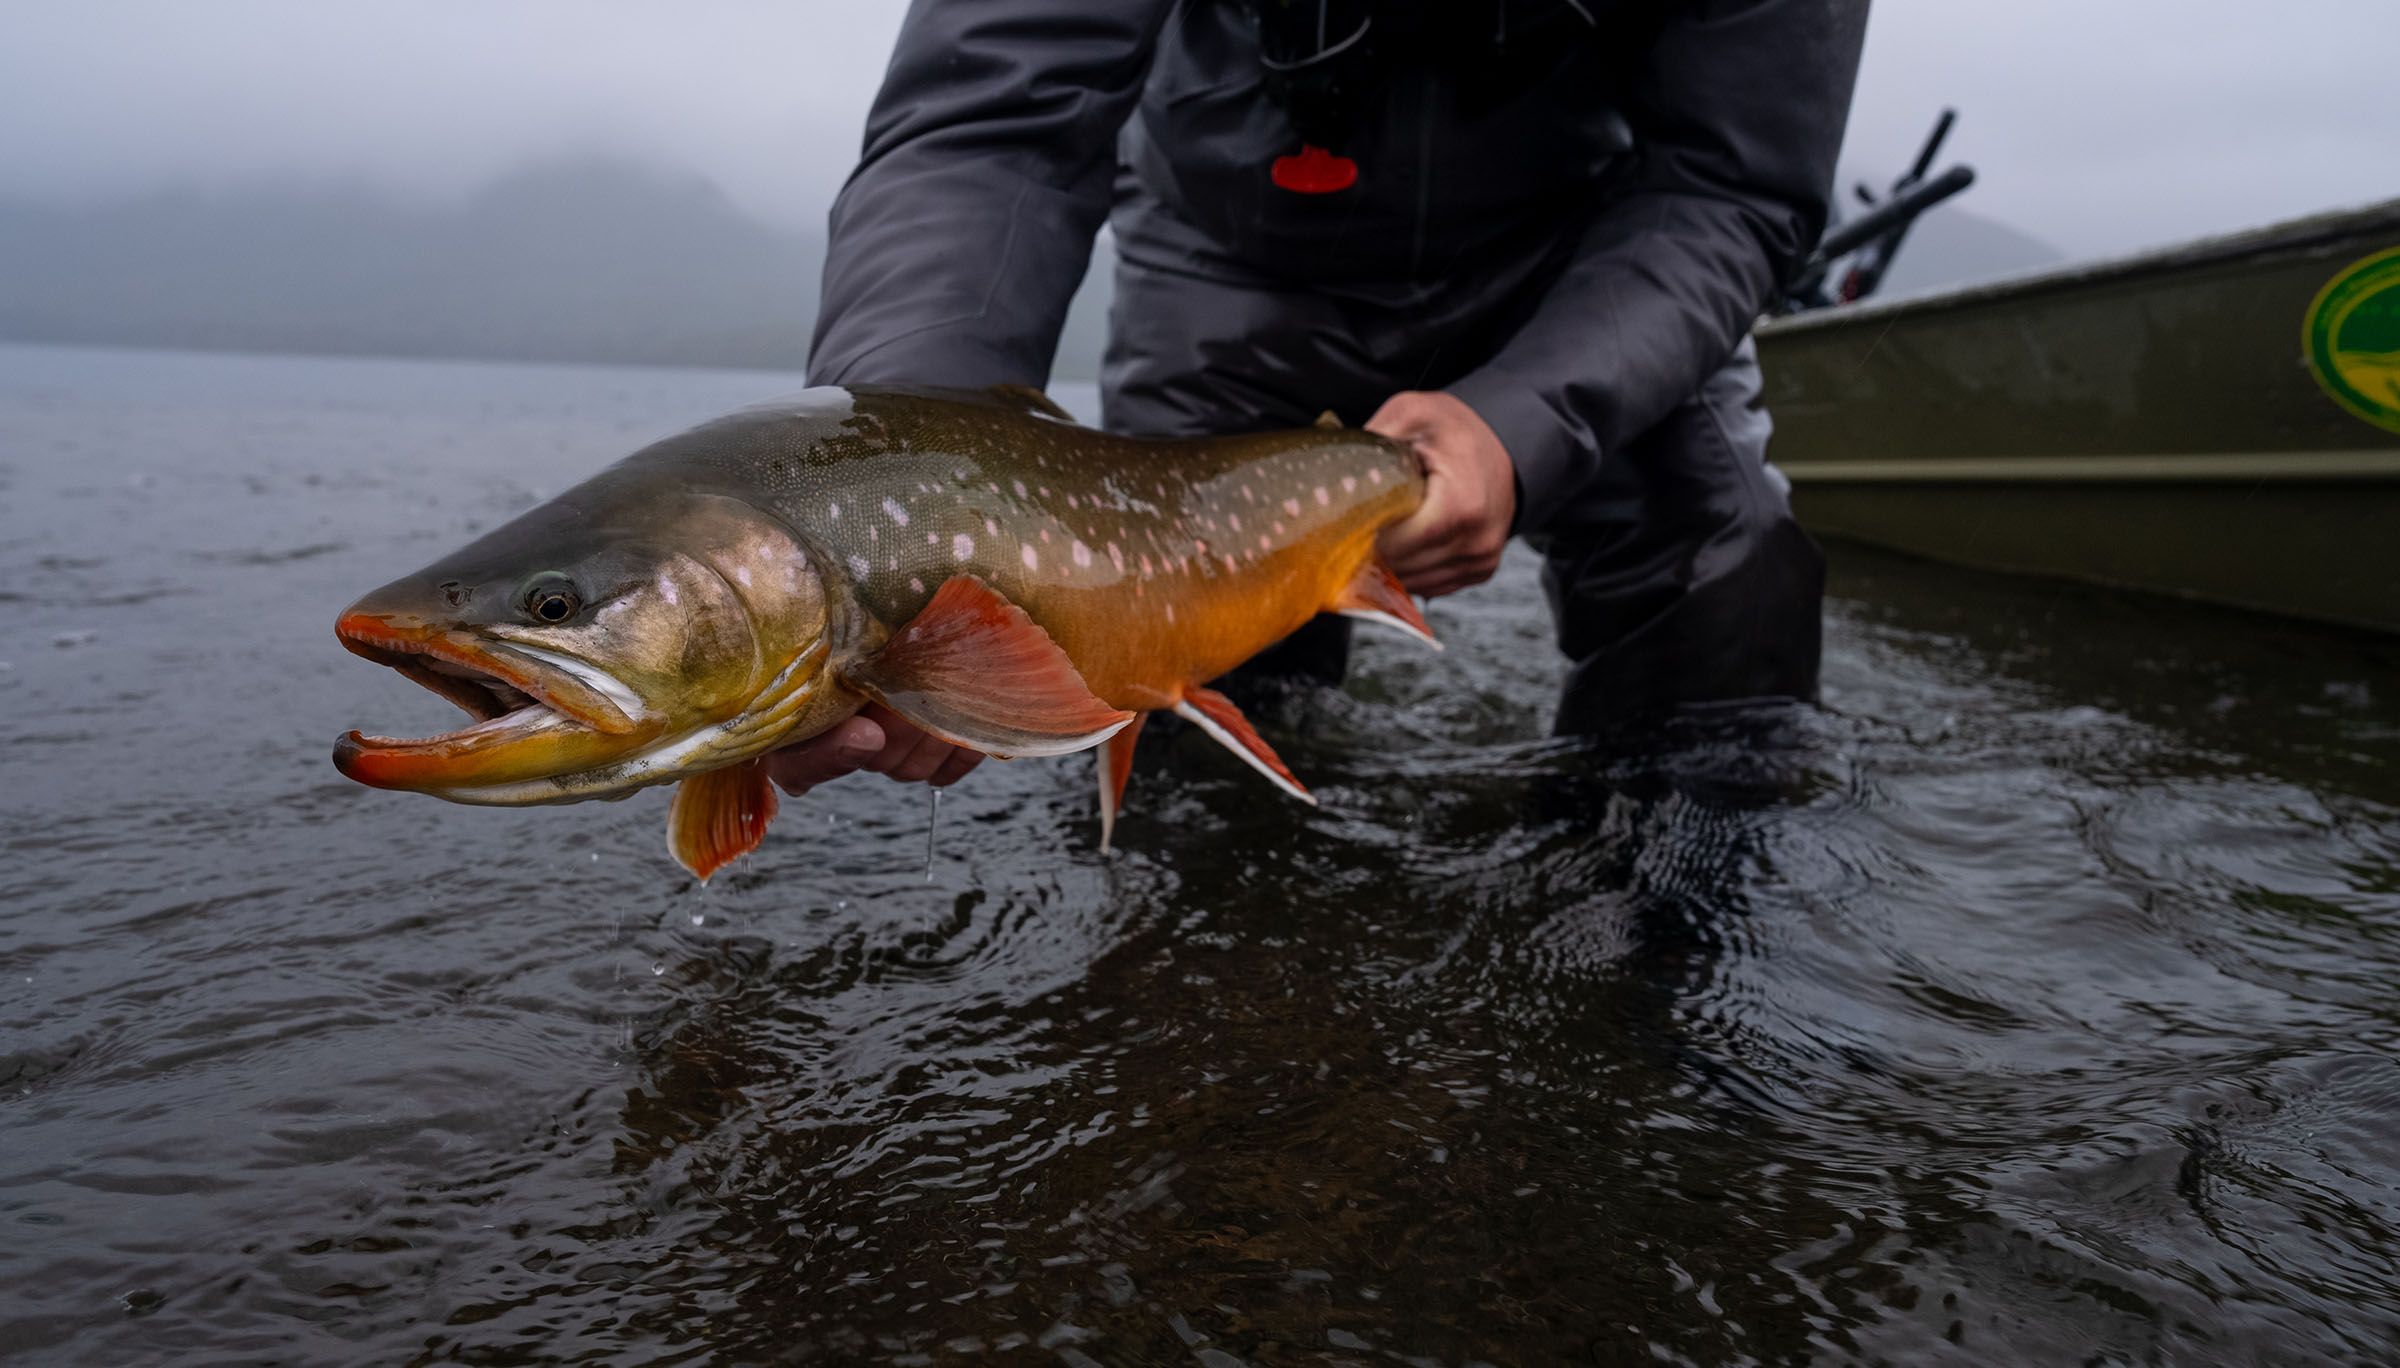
0, 162, 823, 371
0, 159, 2057, 376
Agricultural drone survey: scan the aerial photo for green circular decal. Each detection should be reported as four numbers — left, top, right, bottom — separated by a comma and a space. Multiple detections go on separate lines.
2306, 244, 2400, 435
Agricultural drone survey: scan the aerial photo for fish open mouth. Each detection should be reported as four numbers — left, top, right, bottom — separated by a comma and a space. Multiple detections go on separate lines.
333, 614, 652, 790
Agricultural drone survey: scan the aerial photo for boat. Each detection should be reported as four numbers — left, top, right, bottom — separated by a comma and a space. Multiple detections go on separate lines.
1757, 196, 2400, 634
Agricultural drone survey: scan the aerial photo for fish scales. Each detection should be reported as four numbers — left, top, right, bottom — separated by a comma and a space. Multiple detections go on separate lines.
628, 386, 1421, 712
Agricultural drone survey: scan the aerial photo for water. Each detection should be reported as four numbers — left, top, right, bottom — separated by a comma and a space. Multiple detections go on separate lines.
4, 341, 2398, 1363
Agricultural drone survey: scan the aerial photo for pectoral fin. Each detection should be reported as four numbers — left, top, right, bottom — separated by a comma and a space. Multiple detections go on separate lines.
1332, 556, 1440, 650
1095, 713, 1147, 853
1174, 686, 1314, 805
667, 758, 778, 882
846, 575, 1135, 759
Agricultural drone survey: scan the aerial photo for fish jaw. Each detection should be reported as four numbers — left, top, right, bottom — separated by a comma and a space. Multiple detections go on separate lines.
332, 610, 671, 801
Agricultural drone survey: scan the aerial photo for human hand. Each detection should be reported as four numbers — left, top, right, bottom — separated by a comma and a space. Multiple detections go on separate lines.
763, 702, 984, 797
1365, 390, 1516, 598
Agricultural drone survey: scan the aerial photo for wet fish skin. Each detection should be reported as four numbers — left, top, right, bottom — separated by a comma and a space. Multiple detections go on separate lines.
333, 384, 1433, 877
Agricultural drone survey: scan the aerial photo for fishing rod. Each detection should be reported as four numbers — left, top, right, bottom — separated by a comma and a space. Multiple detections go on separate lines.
1778, 109, 1977, 314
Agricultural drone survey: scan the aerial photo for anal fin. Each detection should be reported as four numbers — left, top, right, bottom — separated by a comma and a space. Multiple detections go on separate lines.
845, 575, 1135, 759
1095, 713, 1147, 853
1174, 686, 1314, 805
668, 758, 778, 882
1333, 556, 1440, 650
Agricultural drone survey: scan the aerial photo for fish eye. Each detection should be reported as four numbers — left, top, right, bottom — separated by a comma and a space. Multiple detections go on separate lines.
521, 575, 582, 624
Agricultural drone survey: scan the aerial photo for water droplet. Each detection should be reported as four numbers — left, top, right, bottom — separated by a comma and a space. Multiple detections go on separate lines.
650, 963, 665, 977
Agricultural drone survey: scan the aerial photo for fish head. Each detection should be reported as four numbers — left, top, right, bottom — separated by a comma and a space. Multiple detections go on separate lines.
334, 483, 831, 802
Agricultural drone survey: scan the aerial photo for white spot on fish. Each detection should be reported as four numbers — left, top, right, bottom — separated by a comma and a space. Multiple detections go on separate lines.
909, 576, 925, 595
984, 516, 1000, 536
1072, 540, 1091, 568
1229, 514, 1242, 532
1342, 475, 1357, 493
1013, 480, 1028, 498
1314, 486, 1331, 506
1165, 602, 1176, 624
1139, 554, 1153, 576
1108, 543, 1124, 571
1284, 498, 1302, 517
1021, 544, 1039, 571
846, 554, 870, 579
1222, 554, 1237, 573
953, 533, 973, 561
1040, 528, 1052, 544
828, 502, 841, 520
882, 496, 910, 527
1258, 534, 1271, 551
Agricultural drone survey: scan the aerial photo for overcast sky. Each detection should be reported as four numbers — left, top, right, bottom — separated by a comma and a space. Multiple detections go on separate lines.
1, 0, 2391, 261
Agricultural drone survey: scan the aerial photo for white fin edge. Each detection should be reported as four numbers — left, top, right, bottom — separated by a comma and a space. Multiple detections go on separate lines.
1336, 607, 1444, 651
1171, 700, 1317, 806
1096, 750, 1119, 854
912, 712, 1133, 761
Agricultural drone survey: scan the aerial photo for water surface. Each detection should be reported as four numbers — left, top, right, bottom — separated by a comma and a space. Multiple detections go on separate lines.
4, 342, 2398, 1363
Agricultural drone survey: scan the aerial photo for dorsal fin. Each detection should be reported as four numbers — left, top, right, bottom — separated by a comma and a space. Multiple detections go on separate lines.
844, 575, 1134, 759
1314, 409, 1344, 430
987, 383, 1076, 423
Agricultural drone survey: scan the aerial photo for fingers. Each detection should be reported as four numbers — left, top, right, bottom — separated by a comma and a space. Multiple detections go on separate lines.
1381, 488, 1506, 586
764, 714, 886, 796
1366, 390, 1515, 599
928, 747, 985, 787
764, 704, 984, 796
1362, 390, 1441, 442
1397, 549, 1503, 598
872, 721, 959, 784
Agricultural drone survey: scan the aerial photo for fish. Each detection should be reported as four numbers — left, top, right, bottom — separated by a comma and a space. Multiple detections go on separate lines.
333, 384, 1436, 878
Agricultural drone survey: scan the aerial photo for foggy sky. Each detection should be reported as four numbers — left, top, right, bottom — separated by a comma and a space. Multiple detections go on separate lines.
2, 0, 2391, 261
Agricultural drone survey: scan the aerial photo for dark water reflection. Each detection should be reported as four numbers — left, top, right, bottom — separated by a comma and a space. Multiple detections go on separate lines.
4, 343, 2397, 1363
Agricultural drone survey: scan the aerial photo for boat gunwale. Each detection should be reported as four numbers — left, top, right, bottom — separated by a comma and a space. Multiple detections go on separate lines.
1780, 448, 2400, 484
1759, 196, 2400, 338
